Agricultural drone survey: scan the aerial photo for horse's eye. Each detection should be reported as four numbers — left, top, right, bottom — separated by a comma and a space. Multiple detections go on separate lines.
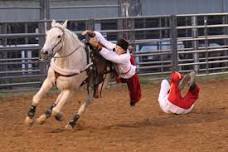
57, 35, 61, 38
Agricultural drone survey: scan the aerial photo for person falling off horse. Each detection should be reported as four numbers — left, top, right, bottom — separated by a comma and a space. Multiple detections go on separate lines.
82, 30, 142, 106
158, 71, 200, 114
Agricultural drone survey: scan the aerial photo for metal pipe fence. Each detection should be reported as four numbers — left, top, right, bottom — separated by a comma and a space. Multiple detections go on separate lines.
1, 13, 228, 91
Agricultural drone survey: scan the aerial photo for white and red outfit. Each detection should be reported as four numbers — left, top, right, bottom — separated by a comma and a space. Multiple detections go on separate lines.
158, 71, 200, 114
94, 31, 141, 105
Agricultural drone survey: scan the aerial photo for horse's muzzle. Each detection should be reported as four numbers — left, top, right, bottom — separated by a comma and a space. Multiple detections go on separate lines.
40, 50, 49, 61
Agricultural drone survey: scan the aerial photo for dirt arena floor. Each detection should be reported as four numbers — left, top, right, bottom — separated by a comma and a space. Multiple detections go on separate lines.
0, 77, 228, 152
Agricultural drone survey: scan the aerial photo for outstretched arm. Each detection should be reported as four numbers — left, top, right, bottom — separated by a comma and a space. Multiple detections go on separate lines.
99, 48, 129, 64
88, 36, 129, 64
94, 31, 116, 50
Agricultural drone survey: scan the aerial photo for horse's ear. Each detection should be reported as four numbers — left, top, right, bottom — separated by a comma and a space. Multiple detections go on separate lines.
62, 20, 68, 28
51, 20, 56, 27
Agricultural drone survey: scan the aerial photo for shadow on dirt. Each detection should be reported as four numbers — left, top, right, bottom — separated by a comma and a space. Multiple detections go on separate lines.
104, 107, 228, 129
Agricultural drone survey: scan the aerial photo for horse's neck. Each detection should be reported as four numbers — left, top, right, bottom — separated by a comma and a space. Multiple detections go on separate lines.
54, 30, 86, 71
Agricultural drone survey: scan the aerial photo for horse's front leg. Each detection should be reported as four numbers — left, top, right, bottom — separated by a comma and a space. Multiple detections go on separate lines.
36, 92, 63, 124
65, 86, 94, 129
25, 78, 54, 126
36, 89, 72, 124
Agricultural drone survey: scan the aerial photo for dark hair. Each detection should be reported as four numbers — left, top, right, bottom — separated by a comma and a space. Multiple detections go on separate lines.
116, 39, 129, 51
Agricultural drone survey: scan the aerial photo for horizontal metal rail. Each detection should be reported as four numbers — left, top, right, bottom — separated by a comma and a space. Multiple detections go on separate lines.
138, 71, 171, 76
0, 69, 40, 74
97, 27, 171, 33
179, 56, 228, 62
178, 59, 228, 66
178, 35, 228, 42
0, 81, 41, 88
0, 46, 41, 51
0, 7, 41, 9
178, 47, 228, 54
0, 61, 39, 65
0, 57, 39, 62
1, 13, 228, 91
177, 12, 228, 17
177, 24, 228, 30
135, 51, 171, 57
138, 64, 172, 69
201, 66, 228, 70
137, 60, 172, 65
0, 74, 46, 80
178, 45, 228, 51
51, 5, 119, 9
0, 33, 44, 38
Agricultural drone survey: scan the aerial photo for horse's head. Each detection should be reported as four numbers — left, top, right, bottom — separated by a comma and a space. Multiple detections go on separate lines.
40, 20, 68, 59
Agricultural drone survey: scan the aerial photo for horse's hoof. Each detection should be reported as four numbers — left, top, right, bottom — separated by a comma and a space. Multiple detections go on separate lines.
36, 114, 47, 125
54, 112, 64, 121
65, 123, 74, 130
24, 116, 34, 126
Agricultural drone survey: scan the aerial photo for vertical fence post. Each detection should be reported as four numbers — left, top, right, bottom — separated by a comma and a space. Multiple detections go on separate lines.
118, 0, 130, 39
159, 17, 165, 72
169, 15, 178, 71
39, 0, 49, 41
204, 16, 209, 74
128, 18, 135, 46
86, 19, 94, 31
118, 0, 137, 49
117, 18, 124, 40
191, 15, 199, 73
118, 0, 123, 39
39, 0, 50, 83
0, 23, 9, 87
223, 14, 228, 68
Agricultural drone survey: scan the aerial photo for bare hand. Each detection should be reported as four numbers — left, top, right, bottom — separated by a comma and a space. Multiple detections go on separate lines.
89, 37, 99, 48
81, 30, 95, 37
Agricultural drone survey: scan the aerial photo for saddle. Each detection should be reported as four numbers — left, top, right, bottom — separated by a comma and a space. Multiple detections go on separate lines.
82, 35, 114, 98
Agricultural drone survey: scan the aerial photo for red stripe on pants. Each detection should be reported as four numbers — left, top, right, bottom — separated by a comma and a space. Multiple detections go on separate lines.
126, 74, 142, 104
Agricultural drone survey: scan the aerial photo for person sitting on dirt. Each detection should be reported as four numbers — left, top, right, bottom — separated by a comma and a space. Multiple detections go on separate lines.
82, 30, 142, 107
158, 71, 200, 114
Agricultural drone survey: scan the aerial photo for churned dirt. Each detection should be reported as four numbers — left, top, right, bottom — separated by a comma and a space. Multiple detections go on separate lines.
0, 78, 228, 152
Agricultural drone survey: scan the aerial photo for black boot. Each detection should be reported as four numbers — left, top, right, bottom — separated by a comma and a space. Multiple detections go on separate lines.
130, 101, 136, 107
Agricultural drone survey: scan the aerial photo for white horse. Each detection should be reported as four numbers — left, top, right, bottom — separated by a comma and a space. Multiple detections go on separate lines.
25, 20, 95, 129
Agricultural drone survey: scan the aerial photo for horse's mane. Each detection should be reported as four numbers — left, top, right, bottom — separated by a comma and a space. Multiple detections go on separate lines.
66, 29, 85, 47
52, 22, 85, 47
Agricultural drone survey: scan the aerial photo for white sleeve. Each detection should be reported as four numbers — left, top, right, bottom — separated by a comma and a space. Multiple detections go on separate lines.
99, 48, 129, 64
94, 31, 116, 50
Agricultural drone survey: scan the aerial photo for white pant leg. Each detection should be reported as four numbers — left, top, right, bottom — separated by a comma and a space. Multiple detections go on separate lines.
158, 79, 170, 113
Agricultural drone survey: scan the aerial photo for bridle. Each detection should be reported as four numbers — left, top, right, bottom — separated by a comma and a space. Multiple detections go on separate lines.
42, 26, 82, 60
50, 26, 65, 57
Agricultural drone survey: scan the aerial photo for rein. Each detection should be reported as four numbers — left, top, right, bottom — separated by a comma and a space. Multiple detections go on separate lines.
41, 26, 92, 78
53, 44, 81, 59
50, 26, 65, 57
49, 26, 82, 59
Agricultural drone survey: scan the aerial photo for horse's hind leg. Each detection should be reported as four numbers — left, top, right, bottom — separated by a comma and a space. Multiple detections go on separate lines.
65, 87, 93, 129
25, 78, 53, 126
52, 90, 72, 116
65, 97, 92, 129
